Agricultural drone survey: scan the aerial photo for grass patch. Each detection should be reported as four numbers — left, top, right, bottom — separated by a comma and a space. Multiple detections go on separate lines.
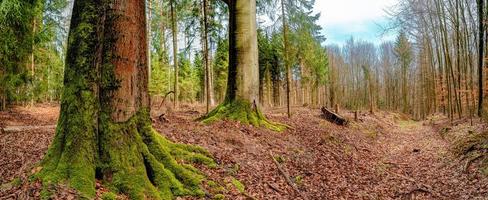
397, 120, 418, 129
101, 192, 117, 200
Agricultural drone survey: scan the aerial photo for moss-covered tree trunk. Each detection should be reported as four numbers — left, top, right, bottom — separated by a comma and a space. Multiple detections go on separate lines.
37, 1, 214, 199
200, 0, 285, 131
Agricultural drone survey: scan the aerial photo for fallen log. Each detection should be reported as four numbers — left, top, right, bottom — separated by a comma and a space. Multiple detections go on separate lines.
321, 107, 348, 126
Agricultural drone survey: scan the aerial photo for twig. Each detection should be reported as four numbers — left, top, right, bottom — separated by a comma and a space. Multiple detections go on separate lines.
267, 182, 284, 194
388, 171, 441, 198
463, 154, 484, 173
157, 91, 175, 110
383, 161, 408, 167
269, 152, 310, 200
242, 192, 258, 200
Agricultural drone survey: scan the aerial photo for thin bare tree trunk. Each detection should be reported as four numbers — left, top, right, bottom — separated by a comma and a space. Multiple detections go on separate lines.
281, 0, 291, 117
478, 0, 484, 117
203, 0, 211, 113
170, 0, 178, 109
30, 19, 36, 107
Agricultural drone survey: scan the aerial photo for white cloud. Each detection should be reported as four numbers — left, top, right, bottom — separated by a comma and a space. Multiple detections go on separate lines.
313, 0, 396, 45
314, 0, 395, 25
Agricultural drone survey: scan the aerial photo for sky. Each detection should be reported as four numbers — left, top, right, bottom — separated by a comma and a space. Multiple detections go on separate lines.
313, 0, 397, 46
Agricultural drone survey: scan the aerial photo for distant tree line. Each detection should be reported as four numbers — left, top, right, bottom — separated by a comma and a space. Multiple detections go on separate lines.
327, 0, 487, 121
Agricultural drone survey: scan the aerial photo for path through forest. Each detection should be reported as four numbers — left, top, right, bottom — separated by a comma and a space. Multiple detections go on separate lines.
1, 105, 487, 199
372, 119, 487, 199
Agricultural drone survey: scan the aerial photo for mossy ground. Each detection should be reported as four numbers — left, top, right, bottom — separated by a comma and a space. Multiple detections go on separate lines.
35, 110, 216, 200
199, 99, 287, 132
230, 178, 245, 193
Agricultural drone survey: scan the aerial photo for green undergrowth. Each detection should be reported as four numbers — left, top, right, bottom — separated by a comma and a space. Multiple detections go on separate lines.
34, 110, 216, 200
101, 192, 117, 200
453, 131, 488, 174
213, 194, 225, 200
230, 178, 245, 193
206, 180, 227, 199
0, 177, 22, 192
199, 99, 287, 132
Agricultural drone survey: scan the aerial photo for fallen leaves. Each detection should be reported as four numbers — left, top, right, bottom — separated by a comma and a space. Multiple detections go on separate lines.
1, 105, 487, 199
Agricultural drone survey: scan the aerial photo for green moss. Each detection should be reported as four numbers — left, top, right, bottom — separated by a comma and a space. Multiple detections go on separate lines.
225, 164, 240, 176
207, 180, 226, 194
0, 177, 22, 192
294, 176, 303, 185
40, 185, 53, 200
36, 110, 215, 200
101, 192, 117, 200
199, 99, 287, 132
213, 194, 226, 200
231, 178, 245, 194
11, 178, 22, 187
207, 180, 218, 187
273, 155, 285, 164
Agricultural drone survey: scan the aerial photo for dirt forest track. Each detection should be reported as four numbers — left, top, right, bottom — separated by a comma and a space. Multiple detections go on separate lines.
1, 104, 487, 199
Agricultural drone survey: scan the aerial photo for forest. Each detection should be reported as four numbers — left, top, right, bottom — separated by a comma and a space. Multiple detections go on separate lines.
1, 0, 488, 199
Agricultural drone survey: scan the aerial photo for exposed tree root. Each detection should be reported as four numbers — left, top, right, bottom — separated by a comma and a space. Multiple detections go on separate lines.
453, 131, 488, 173
35, 111, 216, 200
199, 99, 287, 132
463, 154, 484, 173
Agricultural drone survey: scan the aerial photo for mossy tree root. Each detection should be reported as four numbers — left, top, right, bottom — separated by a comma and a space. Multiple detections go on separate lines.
35, 112, 216, 200
199, 99, 287, 132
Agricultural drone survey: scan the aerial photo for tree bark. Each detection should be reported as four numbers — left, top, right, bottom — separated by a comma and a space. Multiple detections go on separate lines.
147, 0, 152, 81
203, 0, 211, 113
37, 1, 213, 199
478, 0, 484, 117
223, 0, 259, 102
30, 18, 36, 107
171, 0, 179, 109
201, 0, 285, 131
281, 0, 291, 117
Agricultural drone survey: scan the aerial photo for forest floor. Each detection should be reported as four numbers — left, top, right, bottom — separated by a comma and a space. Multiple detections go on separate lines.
1, 104, 487, 199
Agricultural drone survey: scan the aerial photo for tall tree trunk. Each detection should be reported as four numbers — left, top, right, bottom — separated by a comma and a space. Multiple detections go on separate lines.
201, 0, 285, 131
170, 0, 179, 109
203, 0, 211, 113
329, 54, 336, 108
281, 0, 291, 117
30, 19, 36, 107
147, 0, 152, 81
159, 0, 168, 90
37, 1, 213, 199
479, 0, 484, 117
